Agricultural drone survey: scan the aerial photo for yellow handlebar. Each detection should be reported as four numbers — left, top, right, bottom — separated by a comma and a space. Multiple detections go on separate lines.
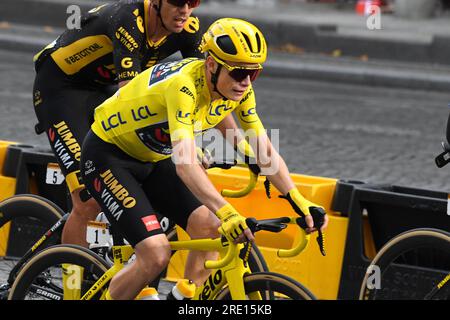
221, 170, 258, 198
206, 216, 314, 269
204, 240, 238, 269
276, 217, 310, 257
277, 228, 310, 258
195, 216, 319, 270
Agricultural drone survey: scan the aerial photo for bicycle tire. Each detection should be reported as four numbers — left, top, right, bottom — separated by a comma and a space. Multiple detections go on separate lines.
248, 243, 269, 273
0, 195, 64, 286
8, 244, 111, 300
214, 271, 316, 300
359, 228, 450, 300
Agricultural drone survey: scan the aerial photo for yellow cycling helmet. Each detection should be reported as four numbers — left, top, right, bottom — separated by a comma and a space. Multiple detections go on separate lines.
201, 18, 267, 66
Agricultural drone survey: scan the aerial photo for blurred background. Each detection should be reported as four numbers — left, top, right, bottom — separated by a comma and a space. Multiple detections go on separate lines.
208, 0, 450, 18
1, 0, 450, 191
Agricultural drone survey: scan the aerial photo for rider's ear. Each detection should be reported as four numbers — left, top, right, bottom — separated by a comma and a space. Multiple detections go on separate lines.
206, 56, 218, 73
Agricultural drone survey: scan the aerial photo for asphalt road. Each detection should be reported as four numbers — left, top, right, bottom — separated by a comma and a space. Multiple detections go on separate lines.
1, 48, 450, 192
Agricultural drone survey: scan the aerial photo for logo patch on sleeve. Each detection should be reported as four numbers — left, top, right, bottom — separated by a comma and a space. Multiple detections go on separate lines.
141, 215, 161, 232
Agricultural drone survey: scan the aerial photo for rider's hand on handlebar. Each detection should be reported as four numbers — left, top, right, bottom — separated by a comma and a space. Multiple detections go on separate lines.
216, 203, 255, 244
280, 188, 329, 234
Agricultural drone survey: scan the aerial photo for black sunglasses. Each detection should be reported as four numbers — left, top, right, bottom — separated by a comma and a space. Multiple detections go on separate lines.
228, 68, 262, 82
212, 56, 263, 82
166, 0, 201, 8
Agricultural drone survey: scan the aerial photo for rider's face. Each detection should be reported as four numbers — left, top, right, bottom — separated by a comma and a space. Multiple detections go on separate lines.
215, 61, 256, 101
160, 0, 194, 33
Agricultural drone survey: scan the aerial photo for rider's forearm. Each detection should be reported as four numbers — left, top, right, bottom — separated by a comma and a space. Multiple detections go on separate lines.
217, 115, 256, 163
265, 152, 296, 195
175, 162, 228, 214
253, 135, 295, 195
172, 138, 227, 213
216, 114, 241, 147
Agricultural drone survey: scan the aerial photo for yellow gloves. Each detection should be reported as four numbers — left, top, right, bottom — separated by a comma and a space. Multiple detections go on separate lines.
282, 188, 324, 218
216, 203, 248, 240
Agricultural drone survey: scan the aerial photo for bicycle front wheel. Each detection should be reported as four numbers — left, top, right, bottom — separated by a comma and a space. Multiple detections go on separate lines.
359, 228, 450, 300
0, 195, 64, 290
8, 244, 110, 300
214, 272, 316, 300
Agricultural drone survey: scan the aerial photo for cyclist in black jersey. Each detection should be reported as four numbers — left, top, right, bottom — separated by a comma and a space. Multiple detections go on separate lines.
32, 0, 203, 249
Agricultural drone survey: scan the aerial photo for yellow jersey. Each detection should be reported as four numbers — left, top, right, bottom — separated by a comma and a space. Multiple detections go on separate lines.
91, 58, 265, 162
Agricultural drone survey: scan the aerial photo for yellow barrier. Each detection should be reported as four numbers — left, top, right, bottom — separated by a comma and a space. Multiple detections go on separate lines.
0, 141, 17, 256
0, 142, 351, 299
166, 167, 348, 300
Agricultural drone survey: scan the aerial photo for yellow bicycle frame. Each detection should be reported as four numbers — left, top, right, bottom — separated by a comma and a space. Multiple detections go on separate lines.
80, 245, 134, 300
80, 217, 310, 300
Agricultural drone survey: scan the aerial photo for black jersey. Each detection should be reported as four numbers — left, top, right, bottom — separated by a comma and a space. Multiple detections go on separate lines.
33, 0, 203, 86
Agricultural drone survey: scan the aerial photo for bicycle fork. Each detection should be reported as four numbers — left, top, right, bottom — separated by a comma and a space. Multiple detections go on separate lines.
193, 243, 253, 300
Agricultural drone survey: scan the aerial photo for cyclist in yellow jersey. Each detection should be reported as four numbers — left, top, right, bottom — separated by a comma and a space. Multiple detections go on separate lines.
81, 18, 329, 300
90, 57, 264, 162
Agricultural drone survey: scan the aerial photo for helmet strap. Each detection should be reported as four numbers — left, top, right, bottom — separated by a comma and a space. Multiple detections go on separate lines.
211, 65, 228, 100
152, 0, 170, 32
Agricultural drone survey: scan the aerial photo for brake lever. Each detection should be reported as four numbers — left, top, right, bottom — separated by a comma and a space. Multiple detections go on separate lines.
311, 208, 326, 257
316, 229, 326, 257
264, 177, 271, 199
296, 208, 326, 256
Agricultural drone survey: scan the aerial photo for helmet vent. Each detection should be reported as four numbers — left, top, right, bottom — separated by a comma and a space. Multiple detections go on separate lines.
242, 32, 261, 53
255, 32, 262, 52
216, 35, 237, 55
242, 33, 252, 52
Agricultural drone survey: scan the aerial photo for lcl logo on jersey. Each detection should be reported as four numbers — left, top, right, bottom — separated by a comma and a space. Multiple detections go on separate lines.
205, 104, 233, 125
239, 107, 258, 124
176, 110, 193, 125
210, 104, 233, 117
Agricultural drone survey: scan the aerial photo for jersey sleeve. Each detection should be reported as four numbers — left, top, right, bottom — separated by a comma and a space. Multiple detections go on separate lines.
234, 87, 266, 138
179, 16, 204, 59
109, 4, 146, 82
165, 76, 198, 142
